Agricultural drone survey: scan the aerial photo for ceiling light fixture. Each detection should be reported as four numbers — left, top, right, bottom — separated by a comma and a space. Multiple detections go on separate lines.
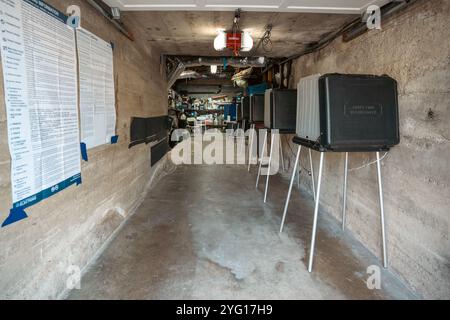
214, 30, 226, 51
241, 31, 253, 52
213, 9, 253, 56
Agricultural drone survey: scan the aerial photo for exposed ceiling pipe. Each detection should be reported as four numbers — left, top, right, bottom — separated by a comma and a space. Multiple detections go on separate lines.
167, 62, 186, 90
279, 0, 419, 65
173, 56, 266, 68
86, 0, 134, 41
343, 0, 418, 42
178, 70, 202, 80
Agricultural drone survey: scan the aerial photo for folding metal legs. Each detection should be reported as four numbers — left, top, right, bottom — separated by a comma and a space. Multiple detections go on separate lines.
309, 149, 316, 201
247, 124, 256, 171
340, 152, 388, 269
376, 152, 388, 269
342, 152, 348, 231
263, 133, 276, 203
255, 130, 268, 188
307, 152, 324, 272
260, 132, 286, 203
280, 145, 301, 233
279, 148, 388, 272
280, 147, 316, 233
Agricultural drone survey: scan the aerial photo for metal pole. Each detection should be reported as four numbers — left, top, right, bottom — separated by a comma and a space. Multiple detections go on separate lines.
264, 133, 275, 203
256, 130, 267, 188
247, 124, 255, 171
309, 149, 316, 201
376, 151, 388, 269
280, 136, 285, 172
308, 152, 324, 273
342, 152, 349, 231
280, 145, 301, 233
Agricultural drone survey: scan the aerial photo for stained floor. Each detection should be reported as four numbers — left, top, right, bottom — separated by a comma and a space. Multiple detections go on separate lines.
67, 162, 416, 300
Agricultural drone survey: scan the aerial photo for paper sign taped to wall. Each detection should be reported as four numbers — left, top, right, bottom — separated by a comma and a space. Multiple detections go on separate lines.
76, 28, 116, 149
0, 0, 81, 218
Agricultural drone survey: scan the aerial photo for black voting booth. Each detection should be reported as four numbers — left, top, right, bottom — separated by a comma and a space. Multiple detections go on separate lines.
256, 89, 298, 203
239, 96, 250, 128
264, 89, 297, 132
294, 74, 399, 152
249, 94, 265, 123
247, 94, 266, 172
280, 73, 400, 273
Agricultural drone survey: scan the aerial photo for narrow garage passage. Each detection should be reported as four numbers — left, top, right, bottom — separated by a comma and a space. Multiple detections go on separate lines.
67, 163, 415, 300
0, 0, 449, 301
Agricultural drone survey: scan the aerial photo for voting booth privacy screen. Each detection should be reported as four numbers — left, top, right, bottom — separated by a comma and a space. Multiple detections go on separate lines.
264, 89, 297, 132
295, 73, 400, 152
250, 94, 265, 123
240, 96, 250, 121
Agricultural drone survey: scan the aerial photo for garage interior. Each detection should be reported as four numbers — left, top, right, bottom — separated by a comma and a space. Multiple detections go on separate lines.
0, 0, 449, 300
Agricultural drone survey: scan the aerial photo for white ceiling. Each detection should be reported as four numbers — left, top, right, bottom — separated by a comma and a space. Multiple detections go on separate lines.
103, 0, 391, 14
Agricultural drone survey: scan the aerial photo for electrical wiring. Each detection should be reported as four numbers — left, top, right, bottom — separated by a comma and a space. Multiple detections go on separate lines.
282, 135, 311, 175
348, 152, 389, 172
281, 135, 389, 173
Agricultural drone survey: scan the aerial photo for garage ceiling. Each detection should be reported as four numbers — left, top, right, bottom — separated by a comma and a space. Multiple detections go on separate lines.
110, 0, 392, 58
104, 0, 390, 14
122, 11, 355, 57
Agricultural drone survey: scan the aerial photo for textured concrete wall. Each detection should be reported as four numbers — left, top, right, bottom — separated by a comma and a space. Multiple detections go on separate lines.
0, 0, 167, 298
282, 0, 450, 299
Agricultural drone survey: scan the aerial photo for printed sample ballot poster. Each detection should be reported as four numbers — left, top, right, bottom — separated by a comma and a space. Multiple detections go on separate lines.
77, 28, 116, 149
0, 0, 81, 222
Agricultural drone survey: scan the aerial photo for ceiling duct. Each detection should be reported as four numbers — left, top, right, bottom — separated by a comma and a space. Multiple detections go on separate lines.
178, 70, 202, 80
167, 62, 186, 89
177, 56, 266, 68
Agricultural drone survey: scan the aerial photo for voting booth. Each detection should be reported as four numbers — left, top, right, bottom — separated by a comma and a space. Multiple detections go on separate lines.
256, 89, 298, 203
280, 73, 400, 272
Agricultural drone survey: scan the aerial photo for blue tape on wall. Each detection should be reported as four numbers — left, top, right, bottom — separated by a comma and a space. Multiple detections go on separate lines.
111, 135, 119, 144
80, 142, 88, 161
1, 208, 28, 228
1, 174, 82, 227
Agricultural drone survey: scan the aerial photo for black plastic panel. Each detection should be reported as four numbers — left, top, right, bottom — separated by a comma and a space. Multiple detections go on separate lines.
129, 116, 170, 148
250, 94, 264, 123
151, 139, 169, 166
317, 74, 399, 151
241, 96, 250, 120
267, 89, 297, 132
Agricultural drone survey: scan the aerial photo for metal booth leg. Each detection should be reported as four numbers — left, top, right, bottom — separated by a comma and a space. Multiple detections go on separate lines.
342, 152, 349, 231
264, 133, 275, 203
309, 149, 316, 201
280, 145, 301, 233
247, 124, 255, 171
255, 130, 268, 188
308, 152, 324, 273
376, 151, 388, 269
279, 136, 285, 172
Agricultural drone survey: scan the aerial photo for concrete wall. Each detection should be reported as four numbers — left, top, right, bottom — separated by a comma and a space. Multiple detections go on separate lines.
0, 0, 167, 298
282, 0, 450, 299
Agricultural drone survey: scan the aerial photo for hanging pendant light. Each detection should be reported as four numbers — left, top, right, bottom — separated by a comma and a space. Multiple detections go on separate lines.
214, 30, 226, 51
241, 31, 253, 52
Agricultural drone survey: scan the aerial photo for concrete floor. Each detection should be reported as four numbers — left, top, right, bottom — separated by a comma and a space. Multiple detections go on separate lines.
67, 162, 417, 300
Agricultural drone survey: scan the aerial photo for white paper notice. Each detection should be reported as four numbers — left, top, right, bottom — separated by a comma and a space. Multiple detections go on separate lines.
0, 0, 81, 209
77, 28, 116, 149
